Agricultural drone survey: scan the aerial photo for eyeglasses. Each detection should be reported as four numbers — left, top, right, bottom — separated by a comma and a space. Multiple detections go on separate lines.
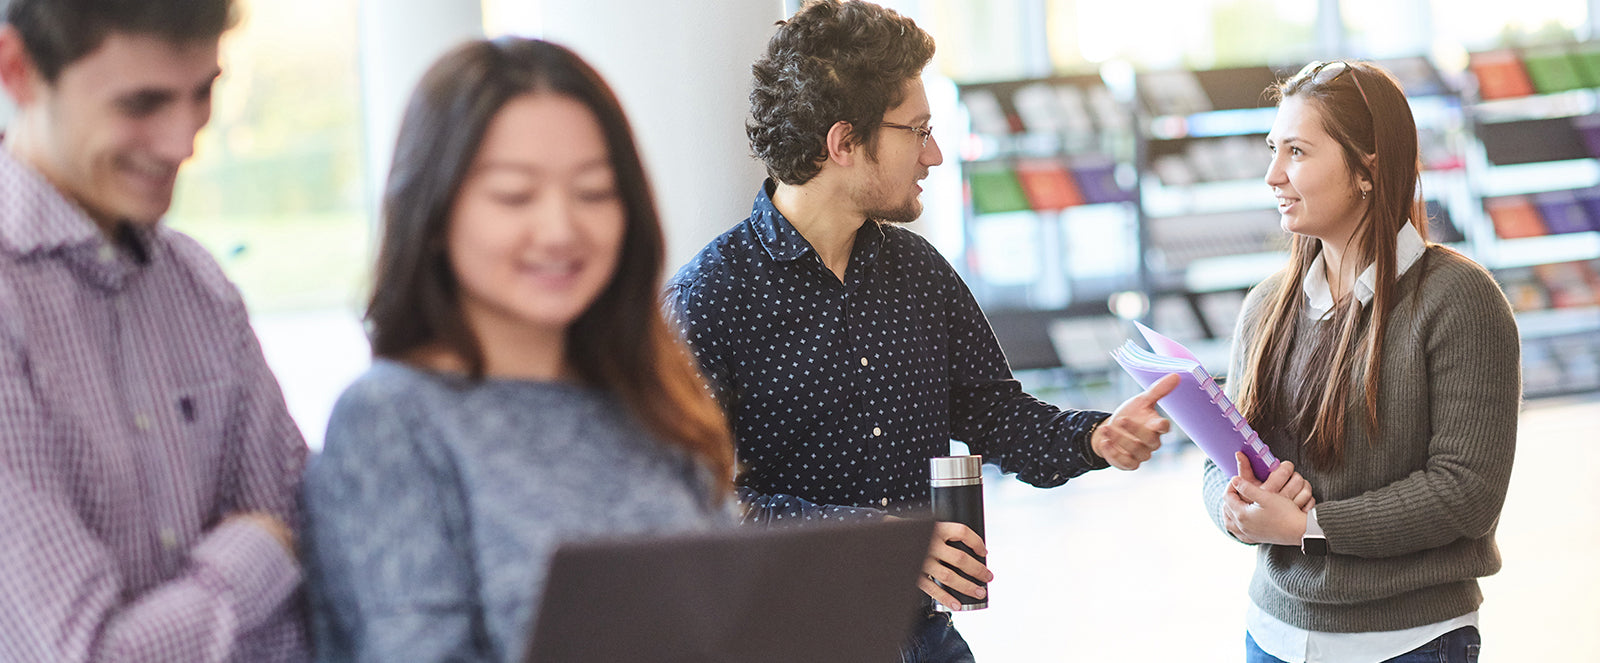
880, 121, 935, 148
1289, 60, 1373, 113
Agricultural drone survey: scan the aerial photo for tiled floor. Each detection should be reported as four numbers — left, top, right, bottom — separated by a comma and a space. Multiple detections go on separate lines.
954, 394, 1600, 662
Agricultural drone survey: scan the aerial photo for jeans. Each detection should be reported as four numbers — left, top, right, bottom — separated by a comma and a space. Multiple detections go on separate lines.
900, 612, 977, 663
1245, 626, 1481, 663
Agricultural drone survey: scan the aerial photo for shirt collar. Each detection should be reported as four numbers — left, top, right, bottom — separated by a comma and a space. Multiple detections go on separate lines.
749, 179, 813, 263
747, 179, 884, 271
1303, 220, 1426, 319
0, 145, 106, 256
0, 145, 153, 289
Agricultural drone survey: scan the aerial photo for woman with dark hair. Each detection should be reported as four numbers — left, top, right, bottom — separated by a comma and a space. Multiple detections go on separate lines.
1204, 60, 1519, 662
301, 37, 734, 662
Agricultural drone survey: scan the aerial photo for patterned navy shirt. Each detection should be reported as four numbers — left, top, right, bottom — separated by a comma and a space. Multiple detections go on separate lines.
667, 181, 1110, 525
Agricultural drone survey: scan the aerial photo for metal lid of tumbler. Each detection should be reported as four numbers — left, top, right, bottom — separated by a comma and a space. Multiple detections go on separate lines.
929, 455, 982, 487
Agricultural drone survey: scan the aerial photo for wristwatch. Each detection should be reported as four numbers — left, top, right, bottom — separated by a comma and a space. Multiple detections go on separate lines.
1301, 507, 1328, 556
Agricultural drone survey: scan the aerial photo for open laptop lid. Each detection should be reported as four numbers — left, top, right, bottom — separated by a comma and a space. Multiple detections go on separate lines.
523, 518, 936, 663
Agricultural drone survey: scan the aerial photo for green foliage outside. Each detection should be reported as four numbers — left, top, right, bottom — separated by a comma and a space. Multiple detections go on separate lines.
1209, 0, 1316, 68
166, 0, 368, 314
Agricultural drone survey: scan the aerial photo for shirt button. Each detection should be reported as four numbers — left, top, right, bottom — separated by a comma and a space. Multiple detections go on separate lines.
872, 427, 882, 437
134, 414, 152, 432
860, 357, 869, 366
159, 528, 178, 550
880, 497, 889, 507
97, 245, 115, 263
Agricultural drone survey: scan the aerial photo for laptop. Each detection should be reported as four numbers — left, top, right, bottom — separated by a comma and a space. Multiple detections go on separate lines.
522, 518, 936, 663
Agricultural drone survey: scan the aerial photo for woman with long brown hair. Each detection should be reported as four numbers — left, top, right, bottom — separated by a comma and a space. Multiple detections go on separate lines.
1205, 60, 1520, 662
302, 37, 733, 661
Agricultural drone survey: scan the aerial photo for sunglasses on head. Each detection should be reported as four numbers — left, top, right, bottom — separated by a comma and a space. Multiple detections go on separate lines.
1288, 60, 1374, 111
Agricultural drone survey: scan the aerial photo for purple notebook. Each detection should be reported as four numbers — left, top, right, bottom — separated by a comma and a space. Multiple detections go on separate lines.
1110, 322, 1281, 481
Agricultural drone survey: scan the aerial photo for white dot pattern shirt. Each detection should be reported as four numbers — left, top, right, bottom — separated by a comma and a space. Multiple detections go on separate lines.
667, 182, 1110, 525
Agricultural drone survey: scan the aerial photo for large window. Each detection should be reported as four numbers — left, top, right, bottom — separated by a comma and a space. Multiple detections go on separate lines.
1043, 0, 1316, 72
1344, 0, 1590, 62
924, 0, 1036, 82
167, 0, 367, 314
483, 0, 543, 36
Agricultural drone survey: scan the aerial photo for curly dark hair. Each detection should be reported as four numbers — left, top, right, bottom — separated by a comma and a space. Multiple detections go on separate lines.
747, 0, 934, 185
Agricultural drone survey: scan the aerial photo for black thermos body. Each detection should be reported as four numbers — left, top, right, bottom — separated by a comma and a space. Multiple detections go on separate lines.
929, 454, 987, 611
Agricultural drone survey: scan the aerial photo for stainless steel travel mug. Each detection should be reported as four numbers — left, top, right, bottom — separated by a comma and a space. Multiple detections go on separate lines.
930, 455, 987, 611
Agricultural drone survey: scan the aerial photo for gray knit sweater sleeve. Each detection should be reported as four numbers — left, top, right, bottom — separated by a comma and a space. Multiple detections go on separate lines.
303, 361, 731, 662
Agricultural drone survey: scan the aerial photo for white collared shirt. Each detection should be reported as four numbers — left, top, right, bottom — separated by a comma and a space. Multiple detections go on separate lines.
1248, 603, 1478, 663
1251, 220, 1479, 661
1302, 220, 1426, 320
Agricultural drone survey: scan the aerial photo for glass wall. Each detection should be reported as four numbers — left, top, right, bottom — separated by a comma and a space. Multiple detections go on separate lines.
166, 0, 368, 313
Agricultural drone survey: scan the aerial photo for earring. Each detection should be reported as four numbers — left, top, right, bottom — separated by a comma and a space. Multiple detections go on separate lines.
1361, 189, 1369, 200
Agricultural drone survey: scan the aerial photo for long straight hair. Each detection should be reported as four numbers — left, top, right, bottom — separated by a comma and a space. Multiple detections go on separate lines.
1235, 61, 1429, 469
365, 37, 734, 490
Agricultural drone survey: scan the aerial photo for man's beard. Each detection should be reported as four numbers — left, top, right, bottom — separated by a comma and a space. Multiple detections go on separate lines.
854, 171, 924, 223
866, 197, 922, 224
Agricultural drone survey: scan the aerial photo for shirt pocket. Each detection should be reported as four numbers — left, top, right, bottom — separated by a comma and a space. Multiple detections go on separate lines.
168, 379, 236, 506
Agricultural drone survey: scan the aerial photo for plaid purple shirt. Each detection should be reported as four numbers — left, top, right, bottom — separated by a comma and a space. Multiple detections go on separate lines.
0, 148, 309, 661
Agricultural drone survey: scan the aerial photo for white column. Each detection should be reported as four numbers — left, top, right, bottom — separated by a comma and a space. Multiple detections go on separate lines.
1316, 0, 1345, 59
539, 0, 783, 273
357, 0, 484, 219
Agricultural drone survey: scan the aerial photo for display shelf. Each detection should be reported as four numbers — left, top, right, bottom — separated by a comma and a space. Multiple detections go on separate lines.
1473, 158, 1600, 198
1182, 251, 1290, 294
1492, 256, 1600, 398
1460, 47, 1600, 398
1474, 115, 1600, 166
1465, 46, 1600, 278
1517, 305, 1600, 340
958, 97, 1138, 216
1133, 64, 1280, 306
1471, 88, 1599, 121
1496, 258, 1600, 308
985, 302, 1123, 373
1522, 328, 1600, 398
1141, 178, 1271, 218
956, 72, 1144, 310
951, 52, 1598, 396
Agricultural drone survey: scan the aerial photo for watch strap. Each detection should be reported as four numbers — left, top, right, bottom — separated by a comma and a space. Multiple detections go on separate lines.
1301, 506, 1328, 556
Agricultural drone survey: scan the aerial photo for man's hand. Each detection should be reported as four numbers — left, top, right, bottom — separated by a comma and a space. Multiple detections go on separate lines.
226, 512, 296, 557
1092, 373, 1178, 470
916, 521, 991, 611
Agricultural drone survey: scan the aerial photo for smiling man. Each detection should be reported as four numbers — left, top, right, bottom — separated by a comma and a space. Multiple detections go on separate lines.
0, 1, 308, 661
665, 1, 1176, 660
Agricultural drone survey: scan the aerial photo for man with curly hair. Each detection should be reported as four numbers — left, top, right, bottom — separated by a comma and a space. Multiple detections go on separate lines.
667, 2, 1176, 659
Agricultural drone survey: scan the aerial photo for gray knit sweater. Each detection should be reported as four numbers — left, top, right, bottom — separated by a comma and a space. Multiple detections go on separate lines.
1202, 246, 1521, 633
303, 360, 731, 662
